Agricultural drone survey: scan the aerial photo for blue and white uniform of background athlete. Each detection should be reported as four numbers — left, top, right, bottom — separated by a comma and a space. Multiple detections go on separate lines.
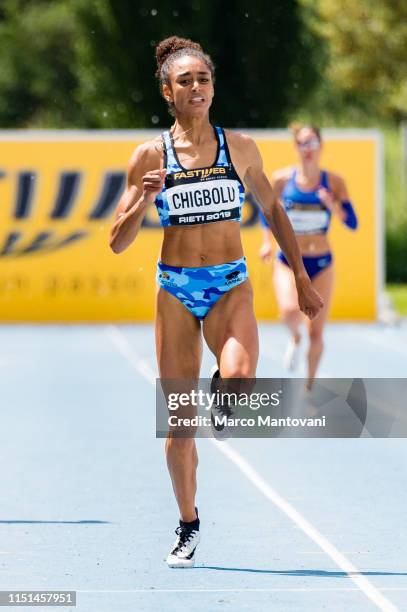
155, 125, 247, 320
259, 168, 334, 280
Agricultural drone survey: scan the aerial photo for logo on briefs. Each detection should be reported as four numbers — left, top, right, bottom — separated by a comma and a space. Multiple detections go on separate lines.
159, 271, 177, 287
225, 270, 241, 284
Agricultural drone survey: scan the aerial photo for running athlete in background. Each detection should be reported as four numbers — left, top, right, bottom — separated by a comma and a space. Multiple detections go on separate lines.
110, 39, 323, 568
259, 123, 358, 389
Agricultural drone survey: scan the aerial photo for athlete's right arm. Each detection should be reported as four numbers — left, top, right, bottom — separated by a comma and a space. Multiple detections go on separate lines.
109, 141, 166, 254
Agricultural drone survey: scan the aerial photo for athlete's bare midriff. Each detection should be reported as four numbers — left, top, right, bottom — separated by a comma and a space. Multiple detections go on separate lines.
296, 233, 331, 256
161, 220, 243, 266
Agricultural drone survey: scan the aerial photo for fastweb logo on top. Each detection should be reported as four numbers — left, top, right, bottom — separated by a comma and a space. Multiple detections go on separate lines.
173, 167, 227, 180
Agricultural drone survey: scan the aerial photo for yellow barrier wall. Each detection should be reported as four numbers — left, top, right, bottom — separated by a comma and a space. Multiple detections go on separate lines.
0, 130, 381, 321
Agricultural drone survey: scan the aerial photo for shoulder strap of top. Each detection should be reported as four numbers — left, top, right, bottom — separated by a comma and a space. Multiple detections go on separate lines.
161, 134, 168, 172
280, 168, 297, 198
288, 167, 298, 188
161, 131, 181, 173
320, 170, 329, 189
214, 126, 231, 168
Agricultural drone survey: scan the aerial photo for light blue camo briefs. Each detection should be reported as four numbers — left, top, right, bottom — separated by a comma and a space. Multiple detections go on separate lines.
156, 256, 248, 320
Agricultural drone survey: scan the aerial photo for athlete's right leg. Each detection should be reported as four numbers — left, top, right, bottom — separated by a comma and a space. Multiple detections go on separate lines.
273, 259, 303, 368
273, 259, 302, 337
304, 263, 334, 390
156, 287, 202, 523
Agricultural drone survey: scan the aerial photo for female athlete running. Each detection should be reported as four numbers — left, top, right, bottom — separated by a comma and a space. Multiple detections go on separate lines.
110, 38, 323, 568
259, 123, 358, 389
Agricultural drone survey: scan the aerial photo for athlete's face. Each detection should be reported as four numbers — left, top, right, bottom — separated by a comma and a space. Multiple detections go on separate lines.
295, 128, 321, 164
164, 56, 214, 117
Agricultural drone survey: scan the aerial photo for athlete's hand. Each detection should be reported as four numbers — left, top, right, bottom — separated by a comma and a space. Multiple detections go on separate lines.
295, 274, 324, 320
259, 241, 273, 263
317, 187, 336, 212
142, 168, 166, 203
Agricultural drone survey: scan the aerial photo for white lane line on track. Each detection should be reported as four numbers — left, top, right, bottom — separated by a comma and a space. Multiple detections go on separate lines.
299, 551, 372, 554
212, 440, 398, 612
78, 588, 407, 593
106, 325, 156, 385
107, 326, 400, 612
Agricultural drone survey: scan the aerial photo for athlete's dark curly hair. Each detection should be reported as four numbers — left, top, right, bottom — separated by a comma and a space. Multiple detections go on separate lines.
155, 36, 215, 116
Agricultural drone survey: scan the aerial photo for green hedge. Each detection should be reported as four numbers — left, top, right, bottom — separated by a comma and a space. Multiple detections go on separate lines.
386, 225, 407, 283
386, 284, 407, 315
384, 126, 407, 282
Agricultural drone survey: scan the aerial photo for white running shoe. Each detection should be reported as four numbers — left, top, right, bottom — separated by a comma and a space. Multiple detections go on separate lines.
284, 337, 301, 371
166, 525, 200, 568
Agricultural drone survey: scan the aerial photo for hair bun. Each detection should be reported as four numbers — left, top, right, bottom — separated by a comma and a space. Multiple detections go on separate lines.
155, 36, 203, 71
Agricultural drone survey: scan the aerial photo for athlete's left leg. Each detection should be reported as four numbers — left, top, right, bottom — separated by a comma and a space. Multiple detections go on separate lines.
304, 264, 335, 390
202, 279, 259, 379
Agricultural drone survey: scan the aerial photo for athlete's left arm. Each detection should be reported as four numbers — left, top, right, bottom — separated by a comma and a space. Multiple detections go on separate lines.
319, 174, 358, 230
239, 135, 323, 319
239, 138, 302, 275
